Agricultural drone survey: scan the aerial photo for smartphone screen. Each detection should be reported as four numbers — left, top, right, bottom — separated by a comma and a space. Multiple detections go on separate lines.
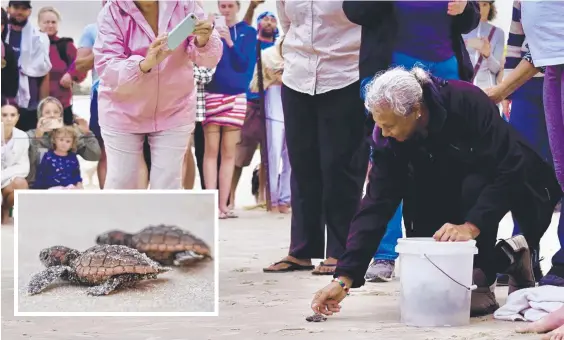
215, 16, 226, 28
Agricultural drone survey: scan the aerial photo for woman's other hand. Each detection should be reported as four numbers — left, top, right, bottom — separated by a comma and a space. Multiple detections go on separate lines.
484, 85, 506, 104
194, 17, 214, 47
74, 116, 90, 134
35, 117, 47, 137
59, 73, 72, 89
311, 280, 349, 316
140, 34, 170, 73
479, 37, 491, 58
447, 0, 467, 16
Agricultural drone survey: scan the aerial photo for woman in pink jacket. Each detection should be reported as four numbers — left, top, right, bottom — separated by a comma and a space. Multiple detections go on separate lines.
93, 0, 223, 189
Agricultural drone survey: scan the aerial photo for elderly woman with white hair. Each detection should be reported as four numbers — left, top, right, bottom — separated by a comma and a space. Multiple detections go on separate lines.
309, 66, 562, 318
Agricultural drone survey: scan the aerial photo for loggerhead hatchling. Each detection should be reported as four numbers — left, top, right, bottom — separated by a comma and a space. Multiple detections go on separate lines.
27, 244, 170, 296
95, 224, 212, 266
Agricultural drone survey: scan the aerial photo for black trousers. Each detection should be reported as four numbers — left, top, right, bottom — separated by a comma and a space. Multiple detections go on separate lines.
403, 161, 558, 283
283, 82, 370, 259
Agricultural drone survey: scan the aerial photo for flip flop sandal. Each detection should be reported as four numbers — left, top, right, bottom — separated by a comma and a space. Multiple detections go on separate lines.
219, 211, 229, 219
311, 261, 337, 275
263, 260, 315, 273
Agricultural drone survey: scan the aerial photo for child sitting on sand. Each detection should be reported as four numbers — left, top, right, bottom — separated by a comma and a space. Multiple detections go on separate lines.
33, 126, 83, 190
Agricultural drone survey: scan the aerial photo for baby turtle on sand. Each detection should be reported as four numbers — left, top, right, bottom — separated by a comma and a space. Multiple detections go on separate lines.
27, 245, 170, 296
96, 224, 212, 266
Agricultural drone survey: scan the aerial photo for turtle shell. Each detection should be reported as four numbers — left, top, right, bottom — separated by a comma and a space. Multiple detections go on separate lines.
71, 245, 162, 285
131, 225, 212, 258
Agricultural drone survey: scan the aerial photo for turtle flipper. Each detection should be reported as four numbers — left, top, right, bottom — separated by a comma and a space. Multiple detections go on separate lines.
27, 266, 71, 295
173, 250, 207, 266
86, 276, 126, 296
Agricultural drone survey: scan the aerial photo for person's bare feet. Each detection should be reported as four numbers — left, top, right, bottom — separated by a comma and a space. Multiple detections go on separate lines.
312, 257, 338, 275
270, 205, 279, 213
516, 306, 564, 339
279, 204, 290, 214
263, 255, 313, 271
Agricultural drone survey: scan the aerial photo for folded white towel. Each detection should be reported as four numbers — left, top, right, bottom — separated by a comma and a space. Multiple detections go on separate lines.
494, 285, 564, 322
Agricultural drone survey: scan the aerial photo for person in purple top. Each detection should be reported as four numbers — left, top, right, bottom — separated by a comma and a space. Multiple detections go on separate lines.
343, 0, 479, 283
33, 125, 83, 190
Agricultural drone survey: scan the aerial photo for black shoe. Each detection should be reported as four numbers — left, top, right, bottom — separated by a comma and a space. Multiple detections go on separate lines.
471, 269, 499, 317
496, 235, 536, 295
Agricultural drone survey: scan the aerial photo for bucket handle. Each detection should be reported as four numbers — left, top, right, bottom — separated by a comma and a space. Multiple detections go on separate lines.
423, 254, 478, 291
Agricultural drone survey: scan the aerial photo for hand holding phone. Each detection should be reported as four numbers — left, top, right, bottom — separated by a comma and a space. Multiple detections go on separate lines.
40, 117, 63, 131
167, 13, 198, 50
214, 15, 226, 28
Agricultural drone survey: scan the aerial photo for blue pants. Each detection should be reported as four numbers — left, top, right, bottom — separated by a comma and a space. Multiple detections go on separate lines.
508, 78, 564, 267
362, 52, 460, 261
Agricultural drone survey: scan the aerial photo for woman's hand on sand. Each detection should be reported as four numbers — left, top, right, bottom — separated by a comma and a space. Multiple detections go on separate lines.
193, 17, 214, 47
311, 281, 348, 316
433, 222, 480, 242
447, 0, 467, 16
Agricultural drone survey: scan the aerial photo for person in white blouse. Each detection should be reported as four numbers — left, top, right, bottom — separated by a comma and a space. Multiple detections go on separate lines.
1, 102, 30, 224
262, 1, 369, 275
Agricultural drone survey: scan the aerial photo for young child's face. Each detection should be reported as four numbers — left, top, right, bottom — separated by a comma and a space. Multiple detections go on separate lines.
55, 135, 73, 152
42, 102, 62, 119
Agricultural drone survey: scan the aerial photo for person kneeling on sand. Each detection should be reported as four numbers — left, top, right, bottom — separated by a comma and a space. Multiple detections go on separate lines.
310, 66, 562, 317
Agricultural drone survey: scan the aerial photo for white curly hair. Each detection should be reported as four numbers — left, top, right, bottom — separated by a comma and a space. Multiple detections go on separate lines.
364, 66, 431, 117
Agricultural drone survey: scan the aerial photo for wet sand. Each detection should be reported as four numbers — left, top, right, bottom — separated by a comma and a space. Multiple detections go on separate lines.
2, 147, 560, 338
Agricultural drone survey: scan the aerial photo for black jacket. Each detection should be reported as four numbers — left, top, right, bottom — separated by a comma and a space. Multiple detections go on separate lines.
334, 77, 563, 288
2, 41, 19, 99
342, 1, 480, 81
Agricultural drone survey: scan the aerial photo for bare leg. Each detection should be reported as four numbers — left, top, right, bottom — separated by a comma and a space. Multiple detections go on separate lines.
229, 166, 243, 209
258, 162, 266, 204
182, 138, 196, 190
203, 124, 221, 192
97, 141, 107, 189
516, 305, 564, 338
1, 178, 28, 225
218, 127, 240, 214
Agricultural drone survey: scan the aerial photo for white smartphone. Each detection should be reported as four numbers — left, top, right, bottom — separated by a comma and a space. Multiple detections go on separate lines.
214, 15, 226, 28
167, 13, 198, 50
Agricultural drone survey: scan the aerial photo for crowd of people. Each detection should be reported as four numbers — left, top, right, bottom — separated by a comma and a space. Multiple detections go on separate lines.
1, 0, 564, 337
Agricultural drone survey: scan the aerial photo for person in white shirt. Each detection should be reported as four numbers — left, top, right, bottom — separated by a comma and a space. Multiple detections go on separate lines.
1, 102, 30, 224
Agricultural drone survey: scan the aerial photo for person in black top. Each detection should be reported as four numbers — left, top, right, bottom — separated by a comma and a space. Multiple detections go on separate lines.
1, 7, 19, 101
310, 66, 562, 317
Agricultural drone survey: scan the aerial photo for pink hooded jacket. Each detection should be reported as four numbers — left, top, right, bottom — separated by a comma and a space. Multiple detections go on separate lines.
93, 0, 223, 133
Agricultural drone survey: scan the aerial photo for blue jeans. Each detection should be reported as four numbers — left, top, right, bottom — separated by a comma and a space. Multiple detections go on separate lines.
362, 52, 460, 261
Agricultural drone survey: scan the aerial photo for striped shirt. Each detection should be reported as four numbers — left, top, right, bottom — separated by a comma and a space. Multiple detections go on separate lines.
504, 1, 545, 80
193, 66, 215, 122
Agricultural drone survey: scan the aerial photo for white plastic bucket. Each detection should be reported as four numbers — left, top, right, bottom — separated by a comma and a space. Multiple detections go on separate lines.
395, 237, 478, 327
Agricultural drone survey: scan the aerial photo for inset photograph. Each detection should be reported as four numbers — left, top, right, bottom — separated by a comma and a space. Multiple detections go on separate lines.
14, 191, 217, 316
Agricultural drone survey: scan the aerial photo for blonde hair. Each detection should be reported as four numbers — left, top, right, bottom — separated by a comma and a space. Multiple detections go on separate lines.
37, 96, 64, 119
51, 126, 78, 153
38, 6, 61, 22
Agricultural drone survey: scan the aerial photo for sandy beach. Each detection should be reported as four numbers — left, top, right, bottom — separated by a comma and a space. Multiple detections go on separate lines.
2, 159, 561, 338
